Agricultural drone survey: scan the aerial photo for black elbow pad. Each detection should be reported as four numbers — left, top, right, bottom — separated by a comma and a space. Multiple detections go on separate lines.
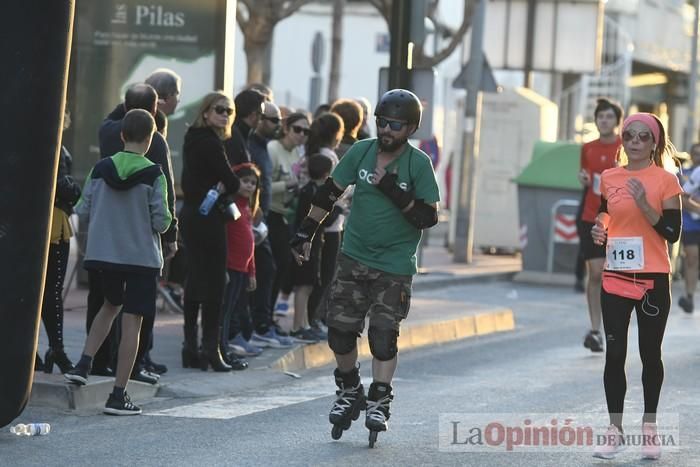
653, 209, 681, 242
311, 177, 345, 212
404, 200, 438, 229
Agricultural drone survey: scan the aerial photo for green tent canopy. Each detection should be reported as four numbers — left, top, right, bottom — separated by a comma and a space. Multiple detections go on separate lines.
514, 141, 581, 190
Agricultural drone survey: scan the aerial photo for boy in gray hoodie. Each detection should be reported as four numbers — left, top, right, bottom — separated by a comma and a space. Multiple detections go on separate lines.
65, 109, 172, 415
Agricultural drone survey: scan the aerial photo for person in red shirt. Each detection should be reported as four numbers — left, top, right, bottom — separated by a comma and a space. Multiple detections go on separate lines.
591, 113, 682, 460
577, 98, 623, 352
221, 163, 263, 369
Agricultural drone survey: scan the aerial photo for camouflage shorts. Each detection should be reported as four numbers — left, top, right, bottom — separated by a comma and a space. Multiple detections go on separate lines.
325, 254, 412, 333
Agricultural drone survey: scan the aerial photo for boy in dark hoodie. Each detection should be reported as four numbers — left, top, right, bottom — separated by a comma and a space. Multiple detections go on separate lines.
65, 109, 172, 415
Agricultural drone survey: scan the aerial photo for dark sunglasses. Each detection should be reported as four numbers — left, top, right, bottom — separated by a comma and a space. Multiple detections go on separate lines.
376, 117, 406, 131
622, 130, 653, 143
291, 125, 310, 136
262, 115, 280, 124
213, 105, 234, 116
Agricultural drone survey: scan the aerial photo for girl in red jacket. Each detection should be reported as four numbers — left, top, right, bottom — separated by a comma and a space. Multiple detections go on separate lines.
221, 163, 263, 366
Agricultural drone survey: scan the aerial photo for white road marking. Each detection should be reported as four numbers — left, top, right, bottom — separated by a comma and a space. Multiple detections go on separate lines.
147, 376, 336, 420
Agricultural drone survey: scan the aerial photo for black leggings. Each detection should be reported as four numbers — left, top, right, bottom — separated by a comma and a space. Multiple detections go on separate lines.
41, 241, 69, 349
601, 272, 670, 429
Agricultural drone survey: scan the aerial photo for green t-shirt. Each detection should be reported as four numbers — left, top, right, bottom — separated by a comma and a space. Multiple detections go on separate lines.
332, 138, 440, 275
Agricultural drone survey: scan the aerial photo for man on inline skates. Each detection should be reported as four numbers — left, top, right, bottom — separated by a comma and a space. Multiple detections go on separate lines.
291, 89, 440, 446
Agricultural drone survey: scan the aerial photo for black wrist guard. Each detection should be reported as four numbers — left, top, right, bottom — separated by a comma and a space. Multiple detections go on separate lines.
290, 217, 320, 251
652, 209, 681, 243
377, 173, 413, 210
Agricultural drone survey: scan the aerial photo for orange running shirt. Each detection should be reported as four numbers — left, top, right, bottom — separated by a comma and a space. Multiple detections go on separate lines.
580, 138, 621, 222
600, 164, 683, 273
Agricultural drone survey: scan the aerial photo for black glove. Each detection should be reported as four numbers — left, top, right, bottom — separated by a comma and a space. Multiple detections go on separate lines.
377, 172, 413, 210
290, 217, 321, 256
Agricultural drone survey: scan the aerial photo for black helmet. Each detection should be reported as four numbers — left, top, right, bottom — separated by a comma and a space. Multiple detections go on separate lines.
374, 89, 422, 129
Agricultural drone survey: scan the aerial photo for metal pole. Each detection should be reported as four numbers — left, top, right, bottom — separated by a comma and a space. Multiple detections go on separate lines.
686, 0, 700, 150
453, 0, 486, 263
523, 0, 537, 88
389, 0, 412, 89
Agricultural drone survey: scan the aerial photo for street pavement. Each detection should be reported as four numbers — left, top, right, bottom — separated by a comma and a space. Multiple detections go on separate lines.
3, 278, 700, 466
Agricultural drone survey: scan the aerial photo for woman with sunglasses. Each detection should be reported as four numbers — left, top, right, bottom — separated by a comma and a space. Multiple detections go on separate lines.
591, 113, 682, 460
266, 112, 310, 319
180, 92, 241, 372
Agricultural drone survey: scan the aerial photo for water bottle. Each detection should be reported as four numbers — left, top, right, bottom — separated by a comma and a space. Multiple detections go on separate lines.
10, 423, 51, 436
199, 187, 220, 215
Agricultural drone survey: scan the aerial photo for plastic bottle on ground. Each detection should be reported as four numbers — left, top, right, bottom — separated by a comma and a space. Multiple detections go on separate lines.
9, 423, 51, 436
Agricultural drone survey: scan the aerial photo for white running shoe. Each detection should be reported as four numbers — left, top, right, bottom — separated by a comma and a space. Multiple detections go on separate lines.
593, 424, 625, 459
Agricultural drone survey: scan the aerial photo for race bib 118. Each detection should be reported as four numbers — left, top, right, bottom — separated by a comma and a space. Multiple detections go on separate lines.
606, 237, 644, 271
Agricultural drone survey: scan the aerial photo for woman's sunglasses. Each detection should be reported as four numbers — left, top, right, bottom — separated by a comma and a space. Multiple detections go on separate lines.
262, 115, 280, 124
213, 105, 234, 116
622, 130, 652, 143
291, 125, 310, 136
376, 117, 406, 131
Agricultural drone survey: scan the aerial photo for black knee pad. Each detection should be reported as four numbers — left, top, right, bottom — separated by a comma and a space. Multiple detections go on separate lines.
328, 327, 358, 355
368, 327, 399, 361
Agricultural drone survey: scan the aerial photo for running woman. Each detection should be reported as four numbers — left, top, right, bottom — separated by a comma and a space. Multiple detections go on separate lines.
591, 112, 682, 460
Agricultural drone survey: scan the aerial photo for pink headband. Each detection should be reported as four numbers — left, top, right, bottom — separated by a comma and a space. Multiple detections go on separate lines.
622, 113, 660, 145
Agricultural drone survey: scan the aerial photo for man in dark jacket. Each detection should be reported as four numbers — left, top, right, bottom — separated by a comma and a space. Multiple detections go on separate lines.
248, 101, 284, 340
87, 83, 177, 383
224, 89, 265, 165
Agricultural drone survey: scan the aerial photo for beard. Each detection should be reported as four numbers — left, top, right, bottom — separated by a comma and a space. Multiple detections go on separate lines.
377, 134, 407, 152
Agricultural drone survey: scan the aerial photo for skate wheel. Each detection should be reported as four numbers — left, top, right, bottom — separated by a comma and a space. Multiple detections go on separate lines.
331, 425, 344, 440
368, 430, 378, 448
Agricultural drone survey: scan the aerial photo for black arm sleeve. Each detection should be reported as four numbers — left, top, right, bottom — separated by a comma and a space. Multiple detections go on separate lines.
598, 197, 608, 214
652, 209, 681, 243
311, 177, 345, 212
403, 199, 438, 230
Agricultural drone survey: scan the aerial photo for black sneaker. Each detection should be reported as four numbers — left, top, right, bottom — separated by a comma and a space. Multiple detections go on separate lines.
290, 328, 320, 344
90, 365, 116, 377
104, 392, 142, 416
584, 331, 604, 353
144, 356, 168, 375
679, 296, 694, 314
64, 366, 89, 385
130, 368, 159, 385
224, 353, 249, 371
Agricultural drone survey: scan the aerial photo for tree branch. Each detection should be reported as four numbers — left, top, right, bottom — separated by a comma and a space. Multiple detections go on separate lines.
424, 0, 474, 67
236, 1, 250, 29
367, 0, 391, 26
278, 0, 316, 22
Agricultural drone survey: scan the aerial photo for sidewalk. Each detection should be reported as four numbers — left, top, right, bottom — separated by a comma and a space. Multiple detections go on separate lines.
31, 233, 522, 411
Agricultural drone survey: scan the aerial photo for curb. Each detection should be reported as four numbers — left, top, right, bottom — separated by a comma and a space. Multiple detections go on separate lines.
272, 307, 515, 373
30, 373, 159, 410
413, 271, 518, 291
